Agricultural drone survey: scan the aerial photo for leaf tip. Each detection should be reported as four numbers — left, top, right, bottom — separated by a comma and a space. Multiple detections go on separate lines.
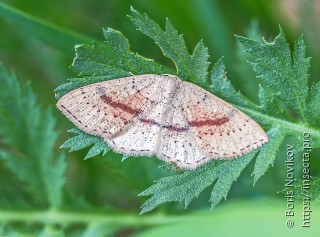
278, 25, 284, 33
121, 155, 129, 162
74, 44, 83, 50
130, 5, 136, 13
139, 209, 146, 215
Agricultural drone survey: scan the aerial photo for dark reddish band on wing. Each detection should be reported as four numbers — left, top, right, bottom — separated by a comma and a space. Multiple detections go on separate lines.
188, 117, 229, 127
138, 117, 229, 133
139, 118, 160, 126
100, 95, 140, 115
162, 124, 188, 132
139, 118, 188, 132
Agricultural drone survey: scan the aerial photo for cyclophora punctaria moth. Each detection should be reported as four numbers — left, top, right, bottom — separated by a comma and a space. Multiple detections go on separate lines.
57, 74, 268, 169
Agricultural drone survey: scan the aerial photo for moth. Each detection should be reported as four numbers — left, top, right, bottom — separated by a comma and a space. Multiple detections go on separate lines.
57, 74, 268, 169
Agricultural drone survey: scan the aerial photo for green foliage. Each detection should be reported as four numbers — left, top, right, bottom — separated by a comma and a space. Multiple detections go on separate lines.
54, 8, 320, 214
1, 1, 320, 236
0, 1, 320, 236
236, 29, 310, 123
308, 79, 320, 125
128, 7, 210, 85
0, 64, 66, 209
55, 27, 164, 99
139, 152, 256, 214
60, 128, 110, 159
0, 65, 65, 235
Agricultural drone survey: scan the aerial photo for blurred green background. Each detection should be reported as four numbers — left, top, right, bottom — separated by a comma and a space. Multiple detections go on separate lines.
0, 0, 319, 236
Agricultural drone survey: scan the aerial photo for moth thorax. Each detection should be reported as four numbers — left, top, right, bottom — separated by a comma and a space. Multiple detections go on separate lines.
161, 77, 179, 105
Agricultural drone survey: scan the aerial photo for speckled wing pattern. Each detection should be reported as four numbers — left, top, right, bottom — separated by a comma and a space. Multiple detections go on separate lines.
57, 74, 268, 169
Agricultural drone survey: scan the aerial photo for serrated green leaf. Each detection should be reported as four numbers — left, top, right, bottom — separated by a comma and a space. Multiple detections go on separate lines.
308, 81, 320, 125
210, 152, 256, 208
102, 28, 163, 75
139, 161, 219, 214
209, 58, 256, 110
235, 29, 320, 138
252, 128, 285, 184
191, 40, 210, 85
293, 35, 310, 109
61, 128, 110, 159
55, 27, 164, 99
0, 64, 66, 208
210, 57, 226, 81
258, 85, 285, 118
84, 139, 110, 159
140, 152, 255, 214
236, 27, 310, 123
129, 7, 210, 84
60, 128, 96, 152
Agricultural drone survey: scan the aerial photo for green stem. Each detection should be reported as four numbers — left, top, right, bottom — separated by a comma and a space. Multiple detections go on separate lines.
238, 105, 320, 138
0, 209, 188, 226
